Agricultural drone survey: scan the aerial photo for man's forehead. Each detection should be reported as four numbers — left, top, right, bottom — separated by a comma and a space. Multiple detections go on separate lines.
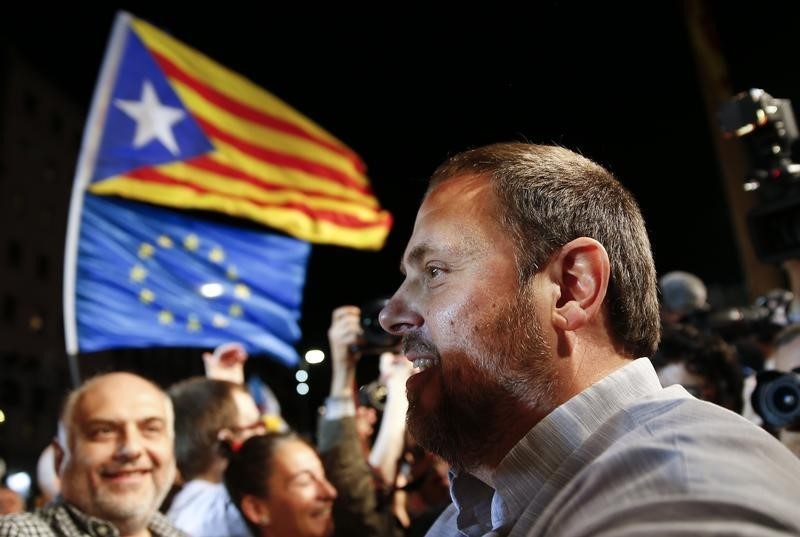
75, 376, 168, 422
423, 174, 492, 209
402, 175, 498, 265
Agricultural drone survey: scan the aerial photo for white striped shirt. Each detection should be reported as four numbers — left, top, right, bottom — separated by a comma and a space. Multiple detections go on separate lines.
426, 358, 800, 536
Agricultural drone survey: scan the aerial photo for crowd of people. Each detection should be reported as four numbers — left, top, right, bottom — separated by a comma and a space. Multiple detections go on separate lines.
2, 142, 800, 536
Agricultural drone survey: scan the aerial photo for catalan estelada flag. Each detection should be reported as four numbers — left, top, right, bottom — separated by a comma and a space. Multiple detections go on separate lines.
79, 11, 391, 249
63, 11, 385, 363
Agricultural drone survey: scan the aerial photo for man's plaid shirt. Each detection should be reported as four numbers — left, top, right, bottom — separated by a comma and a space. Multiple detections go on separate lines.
0, 500, 184, 537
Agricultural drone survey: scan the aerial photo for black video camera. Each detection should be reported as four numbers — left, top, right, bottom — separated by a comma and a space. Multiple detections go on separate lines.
719, 89, 800, 264
351, 298, 402, 355
752, 367, 800, 430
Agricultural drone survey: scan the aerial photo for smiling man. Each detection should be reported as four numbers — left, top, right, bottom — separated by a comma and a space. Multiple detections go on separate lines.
379, 143, 800, 536
0, 372, 183, 537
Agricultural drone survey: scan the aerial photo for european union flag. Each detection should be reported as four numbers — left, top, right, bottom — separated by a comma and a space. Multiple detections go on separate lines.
72, 193, 310, 366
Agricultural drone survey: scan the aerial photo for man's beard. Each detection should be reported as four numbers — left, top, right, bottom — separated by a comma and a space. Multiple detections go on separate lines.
91, 464, 174, 534
405, 289, 557, 472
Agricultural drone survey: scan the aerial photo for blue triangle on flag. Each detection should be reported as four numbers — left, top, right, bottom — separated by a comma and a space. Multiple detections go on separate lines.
91, 25, 214, 184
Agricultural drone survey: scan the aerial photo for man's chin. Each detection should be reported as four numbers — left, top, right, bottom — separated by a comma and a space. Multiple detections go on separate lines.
92, 489, 158, 524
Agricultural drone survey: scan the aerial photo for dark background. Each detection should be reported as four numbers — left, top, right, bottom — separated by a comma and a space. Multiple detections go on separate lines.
2, 1, 799, 480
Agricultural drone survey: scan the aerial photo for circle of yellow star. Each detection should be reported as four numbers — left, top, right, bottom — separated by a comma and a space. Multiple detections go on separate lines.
157, 235, 174, 248
234, 284, 251, 299
139, 288, 155, 304
130, 264, 148, 283
187, 314, 201, 332
226, 265, 238, 280
184, 234, 200, 251
212, 314, 229, 328
229, 304, 243, 318
209, 247, 225, 263
138, 243, 155, 259
158, 310, 174, 325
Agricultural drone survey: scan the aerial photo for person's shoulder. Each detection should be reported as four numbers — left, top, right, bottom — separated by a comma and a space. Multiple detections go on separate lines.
617, 389, 796, 463
531, 394, 800, 535
150, 510, 188, 537
166, 482, 228, 536
0, 511, 56, 537
580, 391, 800, 509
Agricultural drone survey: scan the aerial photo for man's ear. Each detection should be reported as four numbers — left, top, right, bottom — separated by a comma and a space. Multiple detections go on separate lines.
241, 495, 271, 527
52, 438, 65, 476
549, 237, 610, 332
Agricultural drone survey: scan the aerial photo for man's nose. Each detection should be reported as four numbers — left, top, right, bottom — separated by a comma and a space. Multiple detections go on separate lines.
379, 292, 422, 336
115, 425, 143, 461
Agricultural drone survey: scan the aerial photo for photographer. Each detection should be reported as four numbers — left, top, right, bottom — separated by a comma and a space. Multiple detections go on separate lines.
753, 323, 800, 458
652, 323, 744, 413
317, 305, 409, 537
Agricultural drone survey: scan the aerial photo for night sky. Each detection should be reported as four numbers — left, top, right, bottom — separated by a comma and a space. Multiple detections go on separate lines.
4, 3, 800, 424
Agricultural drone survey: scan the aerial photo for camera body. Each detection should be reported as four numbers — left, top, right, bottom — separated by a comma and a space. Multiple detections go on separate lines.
719, 89, 800, 264
355, 298, 402, 355
752, 368, 800, 429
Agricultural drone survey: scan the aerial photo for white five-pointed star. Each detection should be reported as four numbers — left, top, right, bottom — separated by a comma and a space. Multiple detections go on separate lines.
115, 80, 185, 155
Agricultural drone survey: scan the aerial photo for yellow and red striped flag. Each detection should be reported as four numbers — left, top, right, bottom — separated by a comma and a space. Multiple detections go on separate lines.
76, 11, 391, 249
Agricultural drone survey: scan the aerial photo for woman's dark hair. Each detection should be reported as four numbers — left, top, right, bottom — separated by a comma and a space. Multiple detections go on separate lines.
223, 431, 299, 535
652, 322, 744, 412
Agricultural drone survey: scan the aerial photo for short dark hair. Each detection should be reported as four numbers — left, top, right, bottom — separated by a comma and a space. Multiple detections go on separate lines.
429, 142, 660, 357
168, 377, 242, 481
224, 432, 300, 536
652, 323, 744, 412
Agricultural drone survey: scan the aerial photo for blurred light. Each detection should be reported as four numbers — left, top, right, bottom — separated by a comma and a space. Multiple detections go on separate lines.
199, 283, 224, 298
0, 409, 5, 424
29, 315, 43, 332
743, 180, 760, 192
7, 471, 31, 497
295, 370, 309, 382
304, 349, 325, 364
296, 383, 309, 395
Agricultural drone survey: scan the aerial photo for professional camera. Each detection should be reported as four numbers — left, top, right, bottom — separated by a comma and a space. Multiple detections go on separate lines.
683, 288, 792, 345
719, 89, 800, 263
751, 367, 800, 429
358, 380, 388, 412
352, 297, 402, 355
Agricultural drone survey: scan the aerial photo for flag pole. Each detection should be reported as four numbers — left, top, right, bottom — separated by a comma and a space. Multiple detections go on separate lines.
63, 11, 132, 368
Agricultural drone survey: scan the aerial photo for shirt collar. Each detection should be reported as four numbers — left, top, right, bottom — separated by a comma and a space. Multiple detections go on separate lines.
449, 357, 663, 535
55, 497, 184, 537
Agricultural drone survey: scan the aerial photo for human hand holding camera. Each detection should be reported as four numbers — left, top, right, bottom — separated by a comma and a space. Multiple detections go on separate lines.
327, 305, 364, 398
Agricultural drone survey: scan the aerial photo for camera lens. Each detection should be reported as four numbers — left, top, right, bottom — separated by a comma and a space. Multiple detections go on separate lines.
754, 371, 800, 429
773, 385, 799, 414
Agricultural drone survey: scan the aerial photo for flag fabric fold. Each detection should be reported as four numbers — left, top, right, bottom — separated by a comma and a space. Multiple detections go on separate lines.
86, 11, 391, 249
74, 193, 309, 366
65, 11, 388, 364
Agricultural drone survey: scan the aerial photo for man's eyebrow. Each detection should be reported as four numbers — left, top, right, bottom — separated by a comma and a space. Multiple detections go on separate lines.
140, 417, 166, 425
400, 243, 432, 274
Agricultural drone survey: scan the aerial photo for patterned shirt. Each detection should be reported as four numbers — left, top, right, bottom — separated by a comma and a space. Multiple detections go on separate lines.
0, 500, 184, 537
426, 358, 800, 536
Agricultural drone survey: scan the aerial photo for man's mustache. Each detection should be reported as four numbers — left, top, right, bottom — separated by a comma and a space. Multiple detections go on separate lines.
402, 333, 441, 359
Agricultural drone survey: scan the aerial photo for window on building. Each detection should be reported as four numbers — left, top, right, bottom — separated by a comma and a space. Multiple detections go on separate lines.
35, 254, 49, 281
6, 240, 21, 269
3, 295, 16, 324
22, 90, 38, 117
